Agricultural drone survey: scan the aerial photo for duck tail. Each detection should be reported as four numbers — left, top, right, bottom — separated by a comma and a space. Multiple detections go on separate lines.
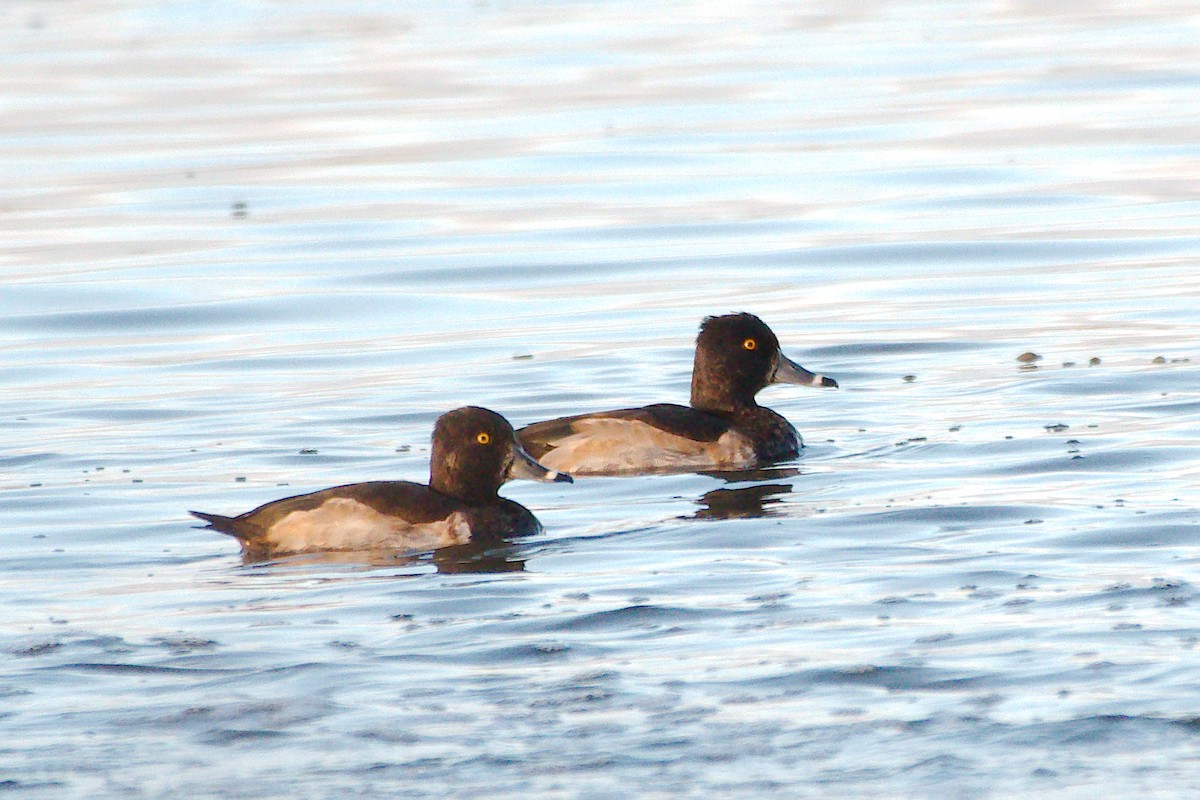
189, 510, 240, 536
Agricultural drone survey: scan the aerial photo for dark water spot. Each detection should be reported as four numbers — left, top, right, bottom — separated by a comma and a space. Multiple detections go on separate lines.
55, 406, 202, 423
809, 340, 984, 359
1014, 447, 1179, 474
901, 753, 973, 775
58, 662, 240, 676
0, 780, 66, 792
3, 301, 288, 333
763, 238, 1167, 271
858, 505, 1046, 526
6, 640, 62, 657
747, 665, 986, 692
204, 728, 288, 744
1131, 399, 1200, 414
1051, 524, 1200, 548
544, 604, 713, 632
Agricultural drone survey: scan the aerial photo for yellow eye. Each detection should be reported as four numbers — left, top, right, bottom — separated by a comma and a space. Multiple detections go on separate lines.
476, 432, 491, 445
743, 338, 757, 351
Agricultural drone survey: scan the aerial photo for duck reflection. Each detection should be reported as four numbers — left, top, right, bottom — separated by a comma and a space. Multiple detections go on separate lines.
430, 541, 526, 573
690, 482, 794, 520
240, 538, 526, 574
699, 465, 801, 483
688, 465, 800, 519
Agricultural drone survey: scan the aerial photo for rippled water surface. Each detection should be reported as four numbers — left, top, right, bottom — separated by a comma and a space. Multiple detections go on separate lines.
3, 1, 1200, 797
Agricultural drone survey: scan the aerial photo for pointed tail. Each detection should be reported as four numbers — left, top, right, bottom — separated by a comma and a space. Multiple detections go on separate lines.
189, 510, 239, 536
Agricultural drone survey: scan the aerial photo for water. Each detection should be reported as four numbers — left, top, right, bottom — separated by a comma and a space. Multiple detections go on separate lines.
3, 1, 1199, 796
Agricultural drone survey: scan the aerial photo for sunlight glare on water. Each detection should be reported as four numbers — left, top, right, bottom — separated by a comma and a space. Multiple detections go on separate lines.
2, 1, 1199, 797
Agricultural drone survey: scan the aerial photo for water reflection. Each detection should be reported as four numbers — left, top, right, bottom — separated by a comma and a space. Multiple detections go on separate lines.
429, 541, 527, 574
700, 466, 802, 483
239, 540, 527, 574
684, 466, 801, 519
9, 2, 1200, 794
690, 482, 793, 520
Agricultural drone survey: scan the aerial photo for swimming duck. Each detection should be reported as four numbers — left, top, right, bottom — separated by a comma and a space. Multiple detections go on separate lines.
191, 406, 571, 558
517, 313, 837, 475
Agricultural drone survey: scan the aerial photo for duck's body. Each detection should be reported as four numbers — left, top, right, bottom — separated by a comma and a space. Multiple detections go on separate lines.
191, 480, 541, 558
519, 402, 796, 474
192, 407, 570, 558
518, 313, 836, 476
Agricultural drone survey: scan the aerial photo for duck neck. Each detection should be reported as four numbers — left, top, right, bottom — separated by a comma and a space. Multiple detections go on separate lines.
429, 457, 499, 506
690, 367, 758, 415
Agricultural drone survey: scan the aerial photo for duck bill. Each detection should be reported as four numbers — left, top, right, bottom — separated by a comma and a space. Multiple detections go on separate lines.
509, 444, 574, 483
773, 353, 838, 388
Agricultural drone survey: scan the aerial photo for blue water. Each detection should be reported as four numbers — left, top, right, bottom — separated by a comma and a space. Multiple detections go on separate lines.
3, 1, 1199, 797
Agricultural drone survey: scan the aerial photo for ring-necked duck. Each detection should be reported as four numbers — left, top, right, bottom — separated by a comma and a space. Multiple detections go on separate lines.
517, 313, 837, 475
191, 406, 572, 558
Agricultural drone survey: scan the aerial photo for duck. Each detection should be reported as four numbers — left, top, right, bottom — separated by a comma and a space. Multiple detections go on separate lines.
517, 313, 837, 475
191, 406, 572, 558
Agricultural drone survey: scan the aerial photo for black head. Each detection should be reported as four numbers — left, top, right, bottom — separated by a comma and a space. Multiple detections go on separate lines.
689, 313, 837, 413
430, 406, 571, 504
